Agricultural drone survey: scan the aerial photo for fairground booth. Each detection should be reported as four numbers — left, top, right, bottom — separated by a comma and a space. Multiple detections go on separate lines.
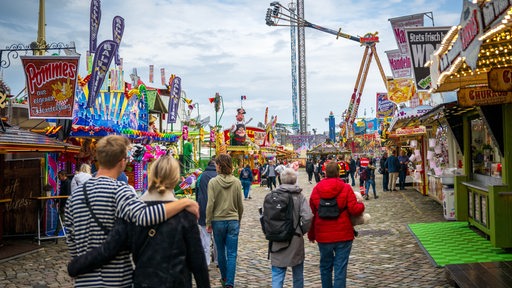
429, 0, 512, 248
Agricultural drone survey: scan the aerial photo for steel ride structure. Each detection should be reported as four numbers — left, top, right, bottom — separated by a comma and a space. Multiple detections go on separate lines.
265, 1, 388, 144
288, 1, 299, 134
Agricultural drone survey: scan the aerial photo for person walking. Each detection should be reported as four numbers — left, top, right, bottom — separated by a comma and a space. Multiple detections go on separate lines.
239, 164, 254, 200
67, 156, 210, 288
314, 159, 322, 183
263, 160, 277, 190
379, 152, 389, 191
348, 156, 356, 186
206, 154, 244, 288
70, 163, 92, 193
398, 150, 410, 190
364, 158, 378, 200
55, 170, 72, 236
305, 159, 314, 184
57, 170, 71, 213
385, 150, 400, 191
197, 158, 218, 267
65, 135, 199, 287
268, 168, 313, 288
308, 161, 365, 288
275, 161, 286, 186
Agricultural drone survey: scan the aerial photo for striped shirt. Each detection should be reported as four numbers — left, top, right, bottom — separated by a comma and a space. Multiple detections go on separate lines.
65, 176, 166, 287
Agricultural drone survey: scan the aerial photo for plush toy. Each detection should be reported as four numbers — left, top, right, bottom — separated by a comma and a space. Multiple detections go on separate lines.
351, 190, 371, 226
178, 169, 203, 190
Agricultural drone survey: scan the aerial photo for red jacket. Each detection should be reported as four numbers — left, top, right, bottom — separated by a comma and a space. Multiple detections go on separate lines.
308, 177, 365, 243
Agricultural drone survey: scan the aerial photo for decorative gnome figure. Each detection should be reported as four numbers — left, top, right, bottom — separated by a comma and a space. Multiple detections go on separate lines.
231, 107, 247, 145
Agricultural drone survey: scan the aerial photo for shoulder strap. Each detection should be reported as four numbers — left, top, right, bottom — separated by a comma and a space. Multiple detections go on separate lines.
82, 182, 110, 234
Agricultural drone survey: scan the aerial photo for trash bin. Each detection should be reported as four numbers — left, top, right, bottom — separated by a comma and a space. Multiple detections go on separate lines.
442, 185, 455, 220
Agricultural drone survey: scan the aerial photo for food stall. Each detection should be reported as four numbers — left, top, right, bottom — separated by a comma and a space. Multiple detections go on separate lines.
428, 0, 512, 248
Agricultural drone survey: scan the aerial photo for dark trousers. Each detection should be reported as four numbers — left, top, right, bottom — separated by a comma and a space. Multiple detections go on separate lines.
349, 171, 355, 186
382, 172, 389, 191
307, 171, 313, 182
267, 176, 276, 190
314, 172, 321, 183
399, 170, 407, 190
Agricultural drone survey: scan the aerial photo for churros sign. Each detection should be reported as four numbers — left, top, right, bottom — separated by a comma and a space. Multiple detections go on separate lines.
21, 56, 79, 119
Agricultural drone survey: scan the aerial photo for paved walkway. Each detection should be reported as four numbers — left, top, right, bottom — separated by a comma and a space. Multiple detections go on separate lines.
0, 171, 455, 287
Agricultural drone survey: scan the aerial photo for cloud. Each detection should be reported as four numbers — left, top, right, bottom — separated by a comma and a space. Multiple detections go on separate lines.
0, 0, 462, 133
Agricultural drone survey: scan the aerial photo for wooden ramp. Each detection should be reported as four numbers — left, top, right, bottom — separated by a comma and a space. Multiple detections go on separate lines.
445, 261, 512, 288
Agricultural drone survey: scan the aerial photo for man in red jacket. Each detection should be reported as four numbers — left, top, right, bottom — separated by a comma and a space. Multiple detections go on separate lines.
308, 161, 365, 288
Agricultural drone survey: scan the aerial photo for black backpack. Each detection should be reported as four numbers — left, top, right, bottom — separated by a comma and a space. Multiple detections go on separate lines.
241, 168, 250, 179
318, 197, 340, 219
261, 190, 301, 256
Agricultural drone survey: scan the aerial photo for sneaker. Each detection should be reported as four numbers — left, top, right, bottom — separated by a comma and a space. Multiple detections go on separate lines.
374, 196, 379, 199
365, 196, 369, 200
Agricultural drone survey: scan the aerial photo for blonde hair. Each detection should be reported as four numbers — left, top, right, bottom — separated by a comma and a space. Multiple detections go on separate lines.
78, 163, 91, 174
95, 135, 131, 169
147, 156, 180, 194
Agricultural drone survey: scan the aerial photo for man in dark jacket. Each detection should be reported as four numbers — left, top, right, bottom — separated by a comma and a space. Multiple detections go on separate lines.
197, 158, 218, 266
379, 152, 389, 191
305, 159, 314, 184
348, 156, 356, 186
385, 150, 400, 191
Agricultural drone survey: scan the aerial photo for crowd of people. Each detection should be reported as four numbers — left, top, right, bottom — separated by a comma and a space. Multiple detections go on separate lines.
60, 135, 420, 287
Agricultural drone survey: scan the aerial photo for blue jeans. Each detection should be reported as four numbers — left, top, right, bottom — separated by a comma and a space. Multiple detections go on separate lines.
212, 220, 240, 287
318, 241, 353, 288
271, 262, 304, 288
241, 179, 251, 199
365, 179, 376, 198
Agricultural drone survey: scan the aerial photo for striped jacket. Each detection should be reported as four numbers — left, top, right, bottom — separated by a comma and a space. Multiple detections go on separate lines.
65, 176, 166, 287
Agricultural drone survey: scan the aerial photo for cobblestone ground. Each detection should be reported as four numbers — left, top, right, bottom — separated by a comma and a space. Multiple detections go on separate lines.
0, 171, 455, 288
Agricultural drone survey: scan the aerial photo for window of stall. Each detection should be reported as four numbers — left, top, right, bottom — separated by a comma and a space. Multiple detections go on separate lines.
470, 117, 502, 179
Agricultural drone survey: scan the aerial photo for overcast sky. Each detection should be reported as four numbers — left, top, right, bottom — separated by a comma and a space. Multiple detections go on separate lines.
0, 0, 462, 133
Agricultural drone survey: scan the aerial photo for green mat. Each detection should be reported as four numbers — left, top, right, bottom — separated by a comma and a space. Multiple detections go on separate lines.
407, 221, 512, 267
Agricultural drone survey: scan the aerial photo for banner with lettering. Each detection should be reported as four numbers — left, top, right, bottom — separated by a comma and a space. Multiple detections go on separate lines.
89, 0, 101, 53
405, 26, 450, 91
458, 87, 512, 107
376, 92, 395, 118
385, 49, 412, 79
112, 16, 124, 66
387, 78, 416, 104
167, 75, 182, 124
21, 56, 79, 119
389, 13, 424, 54
87, 40, 119, 108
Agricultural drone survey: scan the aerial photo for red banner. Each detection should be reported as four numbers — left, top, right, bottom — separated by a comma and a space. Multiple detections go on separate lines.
21, 56, 79, 119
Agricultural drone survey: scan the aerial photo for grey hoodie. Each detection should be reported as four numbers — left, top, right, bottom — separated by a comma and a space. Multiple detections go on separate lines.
206, 174, 244, 226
